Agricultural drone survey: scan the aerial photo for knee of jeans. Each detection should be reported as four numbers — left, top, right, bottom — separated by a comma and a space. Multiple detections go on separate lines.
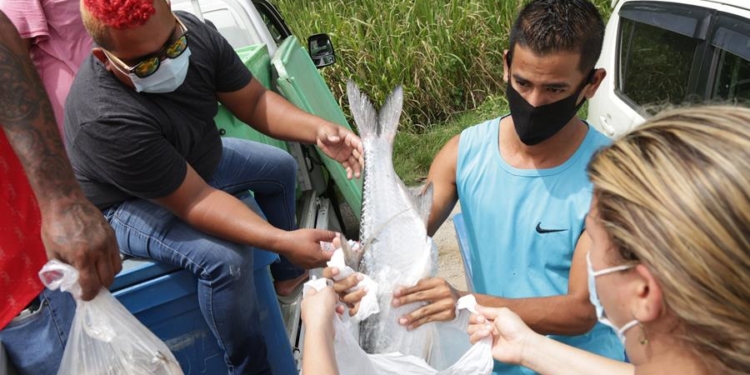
278, 152, 298, 182
202, 247, 253, 283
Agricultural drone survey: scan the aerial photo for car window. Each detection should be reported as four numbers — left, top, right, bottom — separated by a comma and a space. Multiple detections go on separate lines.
617, 18, 701, 109
713, 51, 750, 102
252, 1, 291, 46
260, 12, 285, 45
711, 15, 750, 102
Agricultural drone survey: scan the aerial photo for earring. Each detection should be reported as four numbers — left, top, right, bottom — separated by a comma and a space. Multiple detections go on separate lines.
638, 325, 649, 346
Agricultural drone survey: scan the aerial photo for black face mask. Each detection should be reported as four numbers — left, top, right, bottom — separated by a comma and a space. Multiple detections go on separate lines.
506, 70, 594, 146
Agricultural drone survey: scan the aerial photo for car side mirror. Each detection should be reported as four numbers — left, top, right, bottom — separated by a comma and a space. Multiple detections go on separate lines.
308, 34, 336, 68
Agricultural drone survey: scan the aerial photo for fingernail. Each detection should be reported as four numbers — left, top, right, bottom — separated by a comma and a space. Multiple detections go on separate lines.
392, 299, 400, 307
356, 274, 364, 281
399, 317, 408, 325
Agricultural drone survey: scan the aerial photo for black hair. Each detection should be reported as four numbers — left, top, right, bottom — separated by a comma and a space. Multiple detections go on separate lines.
508, 0, 605, 73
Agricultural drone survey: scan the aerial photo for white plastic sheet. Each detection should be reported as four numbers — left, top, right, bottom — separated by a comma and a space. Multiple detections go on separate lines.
39, 260, 183, 375
304, 277, 493, 375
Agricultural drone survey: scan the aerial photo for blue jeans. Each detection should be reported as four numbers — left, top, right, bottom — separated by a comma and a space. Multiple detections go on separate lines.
0, 289, 76, 375
208, 138, 304, 282
103, 138, 302, 375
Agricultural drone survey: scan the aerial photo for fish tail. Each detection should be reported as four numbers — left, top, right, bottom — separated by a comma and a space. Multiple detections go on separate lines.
346, 80, 379, 141
378, 85, 403, 143
346, 80, 403, 144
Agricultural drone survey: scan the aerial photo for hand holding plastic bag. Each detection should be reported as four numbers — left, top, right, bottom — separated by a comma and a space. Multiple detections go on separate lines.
39, 260, 183, 375
303, 278, 494, 375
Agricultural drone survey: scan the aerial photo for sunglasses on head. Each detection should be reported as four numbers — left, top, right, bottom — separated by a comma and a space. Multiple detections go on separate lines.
104, 15, 189, 78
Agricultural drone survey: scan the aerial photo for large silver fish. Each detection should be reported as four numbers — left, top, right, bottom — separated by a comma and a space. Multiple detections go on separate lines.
346, 81, 437, 358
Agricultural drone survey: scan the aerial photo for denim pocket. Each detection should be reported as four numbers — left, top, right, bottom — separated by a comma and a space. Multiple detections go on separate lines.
102, 204, 121, 222
5, 300, 47, 329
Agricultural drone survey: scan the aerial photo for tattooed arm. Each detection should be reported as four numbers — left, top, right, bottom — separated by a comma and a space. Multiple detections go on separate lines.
0, 12, 121, 300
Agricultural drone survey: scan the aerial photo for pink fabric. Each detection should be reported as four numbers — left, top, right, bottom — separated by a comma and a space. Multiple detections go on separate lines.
2, 0, 93, 136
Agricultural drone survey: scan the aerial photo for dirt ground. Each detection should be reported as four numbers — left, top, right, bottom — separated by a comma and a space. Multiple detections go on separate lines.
433, 204, 467, 291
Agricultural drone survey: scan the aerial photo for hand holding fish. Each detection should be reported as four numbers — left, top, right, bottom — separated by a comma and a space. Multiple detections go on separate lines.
467, 305, 533, 365
279, 229, 337, 268
315, 120, 364, 179
392, 277, 466, 329
323, 266, 368, 316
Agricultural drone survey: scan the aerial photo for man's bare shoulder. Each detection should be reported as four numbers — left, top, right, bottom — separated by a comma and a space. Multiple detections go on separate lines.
431, 134, 461, 172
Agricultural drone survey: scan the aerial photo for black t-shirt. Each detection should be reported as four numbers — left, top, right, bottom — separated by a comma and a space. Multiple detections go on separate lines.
64, 11, 252, 209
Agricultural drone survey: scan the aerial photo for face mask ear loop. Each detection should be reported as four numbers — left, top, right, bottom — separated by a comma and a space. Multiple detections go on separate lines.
574, 69, 597, 109
585, 68, 597, 85
618, 319, 640, 343
505, 54, 514, 90
592, 263, 636, 277
619, 319, 640, 333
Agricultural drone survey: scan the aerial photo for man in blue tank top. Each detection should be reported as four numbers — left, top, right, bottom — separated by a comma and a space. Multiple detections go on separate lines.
383, 1, 625, 373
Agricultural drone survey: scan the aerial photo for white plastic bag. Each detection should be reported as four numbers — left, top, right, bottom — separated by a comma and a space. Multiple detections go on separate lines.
304, 278, 494, 375
39, 260, 183, 375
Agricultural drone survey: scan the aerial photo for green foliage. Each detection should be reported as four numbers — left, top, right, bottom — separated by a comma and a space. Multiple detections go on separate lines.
393, 94, 508, 184
272, 0, 612, 131
271, 0, 612, 183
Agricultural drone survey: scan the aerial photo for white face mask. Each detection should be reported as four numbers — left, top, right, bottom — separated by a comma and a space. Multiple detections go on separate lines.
130, 47, 191, 93
587, 252, 639, 344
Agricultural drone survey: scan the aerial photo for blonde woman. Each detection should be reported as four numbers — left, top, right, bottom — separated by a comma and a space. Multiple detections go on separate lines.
468, 106, 750, 375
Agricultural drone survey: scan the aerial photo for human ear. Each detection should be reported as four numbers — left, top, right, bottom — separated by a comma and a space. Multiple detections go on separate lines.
631, 264, 663, 323
583, 68, 607, 99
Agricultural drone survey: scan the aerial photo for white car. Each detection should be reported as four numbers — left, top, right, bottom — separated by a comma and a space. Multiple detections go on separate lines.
588, 0, 750, 137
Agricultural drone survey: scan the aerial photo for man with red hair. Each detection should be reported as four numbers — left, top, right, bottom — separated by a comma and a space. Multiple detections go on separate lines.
65, 0, 364, 374
0, 10, 121, 375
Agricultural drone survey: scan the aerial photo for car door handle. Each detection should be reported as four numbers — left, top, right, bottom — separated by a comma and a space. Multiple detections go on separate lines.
600, 115, 616, 137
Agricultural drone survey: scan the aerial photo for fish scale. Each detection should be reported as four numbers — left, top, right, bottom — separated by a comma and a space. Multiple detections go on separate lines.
346, 81, 437, 359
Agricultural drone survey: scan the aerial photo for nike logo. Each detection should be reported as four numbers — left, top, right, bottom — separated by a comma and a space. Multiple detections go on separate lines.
536, 222, 568, 234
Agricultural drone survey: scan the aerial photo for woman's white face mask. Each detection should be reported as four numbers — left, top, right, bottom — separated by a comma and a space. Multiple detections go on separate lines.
587, 252, 639, 344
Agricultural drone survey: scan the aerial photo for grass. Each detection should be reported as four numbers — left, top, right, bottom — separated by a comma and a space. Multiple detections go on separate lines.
393, 95, 508, 184
270, 0, 613, 183
272, 0, 525, 129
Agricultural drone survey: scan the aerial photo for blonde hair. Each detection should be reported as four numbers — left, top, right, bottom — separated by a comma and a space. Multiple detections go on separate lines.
588, 106, 750, 374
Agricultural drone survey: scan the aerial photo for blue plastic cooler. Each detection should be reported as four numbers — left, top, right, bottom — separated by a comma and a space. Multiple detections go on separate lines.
110, 243, 296, 375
